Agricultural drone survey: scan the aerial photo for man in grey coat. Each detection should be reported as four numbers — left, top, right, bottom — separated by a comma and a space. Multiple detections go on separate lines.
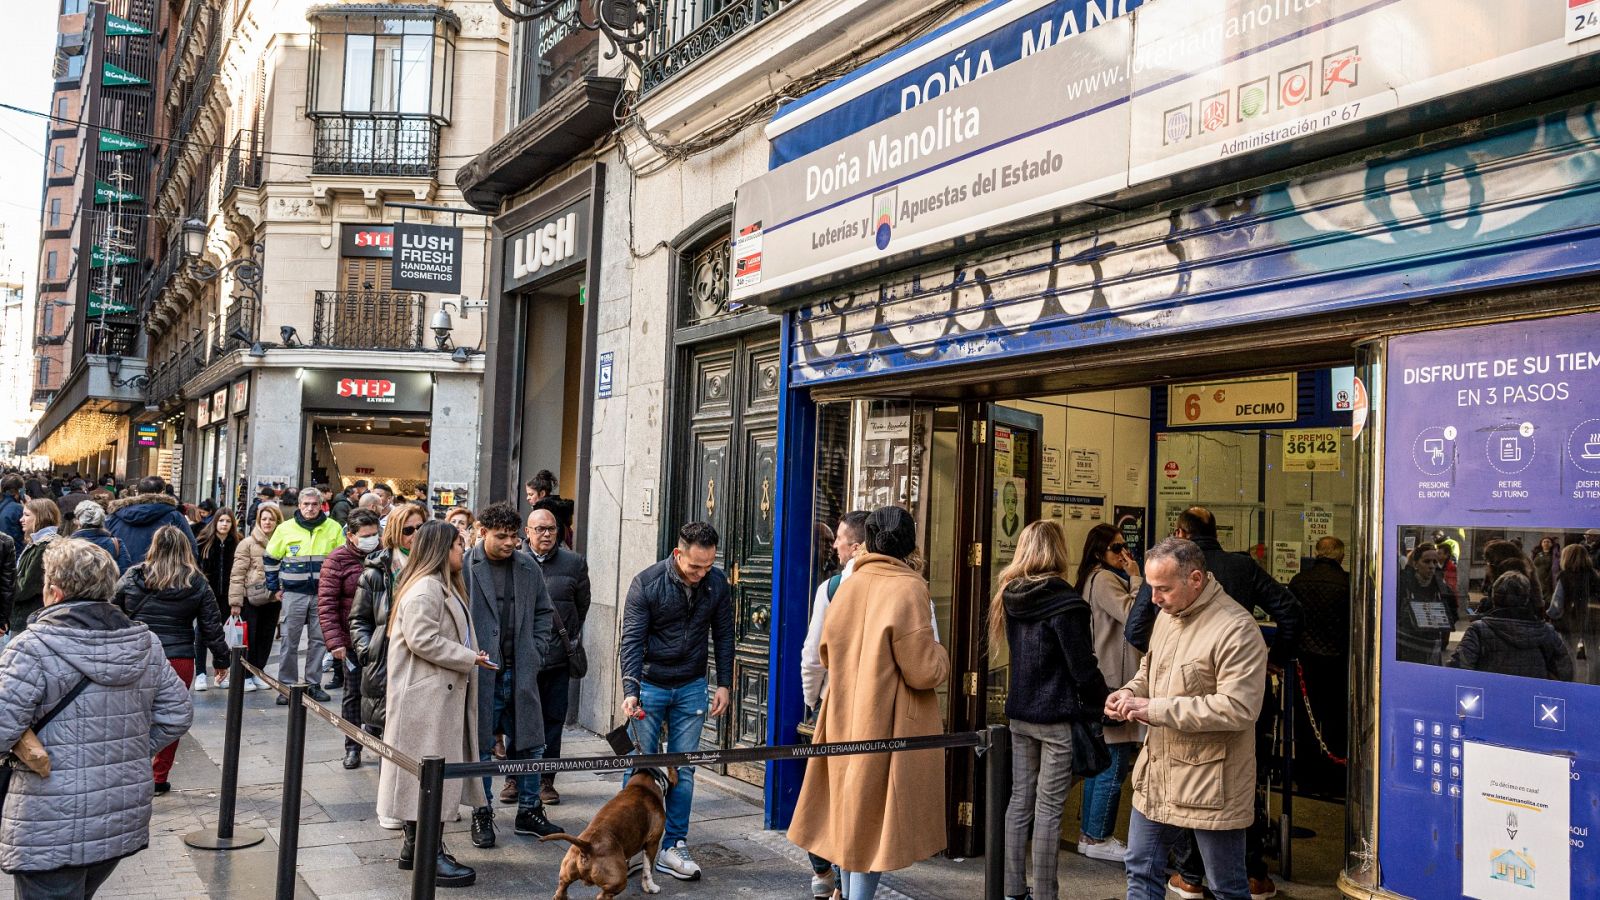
464, 502, 556, 849
0, 537, 192, 897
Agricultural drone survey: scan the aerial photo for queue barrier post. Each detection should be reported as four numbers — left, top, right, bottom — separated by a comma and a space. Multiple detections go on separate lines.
275, 683, 309, 900
982, 724, 1011, 900
1280, 659, 1296, 881
411, 756, 447, 900
182, 648, 266, 851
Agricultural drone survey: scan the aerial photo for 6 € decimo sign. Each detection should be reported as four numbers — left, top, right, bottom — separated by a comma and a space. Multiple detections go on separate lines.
1283, 428, 1341, 472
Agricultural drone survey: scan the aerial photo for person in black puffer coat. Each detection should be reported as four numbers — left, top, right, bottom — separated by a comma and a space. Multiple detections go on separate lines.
193, 509, 239, 691
348, 503, 426, 738
987, 520, 1108, 900
114, 524, 229, 793
1450, 572, 1573, 681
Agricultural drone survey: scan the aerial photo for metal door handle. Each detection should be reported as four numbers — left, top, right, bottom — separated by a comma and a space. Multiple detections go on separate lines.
753, 607, 770, 629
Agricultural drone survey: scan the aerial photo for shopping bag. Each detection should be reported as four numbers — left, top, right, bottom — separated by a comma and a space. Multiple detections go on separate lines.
224, 615, 247, 649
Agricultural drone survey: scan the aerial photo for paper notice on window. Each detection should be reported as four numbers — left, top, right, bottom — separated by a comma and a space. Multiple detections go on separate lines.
1462, 742, 1570, 899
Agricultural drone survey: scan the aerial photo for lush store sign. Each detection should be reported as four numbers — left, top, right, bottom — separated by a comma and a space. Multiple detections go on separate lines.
732, 0, 1600, 305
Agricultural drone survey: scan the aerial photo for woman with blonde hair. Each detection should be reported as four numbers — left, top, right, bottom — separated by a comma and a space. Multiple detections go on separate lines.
229, 502, 282, 692
378, 519, 492, 887
11, 499, 64, 633
115, 524, 229, 793
987, 519, 1109, 900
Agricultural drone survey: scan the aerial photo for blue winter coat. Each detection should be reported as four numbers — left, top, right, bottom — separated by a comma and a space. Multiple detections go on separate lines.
0, 495, 22, 548
73, 527, 133, 573
106, 494, 195, 566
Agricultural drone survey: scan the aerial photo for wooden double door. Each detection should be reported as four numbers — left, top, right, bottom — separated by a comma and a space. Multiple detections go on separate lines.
673, 329, 781, 785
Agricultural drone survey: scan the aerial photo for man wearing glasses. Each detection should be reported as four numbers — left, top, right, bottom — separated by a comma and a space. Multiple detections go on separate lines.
523, 508, 590, 808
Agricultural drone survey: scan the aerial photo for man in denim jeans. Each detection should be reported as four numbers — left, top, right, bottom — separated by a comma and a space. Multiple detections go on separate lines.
619, 522, 734, 882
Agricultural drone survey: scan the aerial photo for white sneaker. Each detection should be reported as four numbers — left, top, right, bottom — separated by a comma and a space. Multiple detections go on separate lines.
378, 814, 404, 830
655, 841, 702, 880
193, 674, 208, 692
243, 677, 260, 693
811, 868, 837, 898
215, 674, 229, 690
1078, 835, 1128, 862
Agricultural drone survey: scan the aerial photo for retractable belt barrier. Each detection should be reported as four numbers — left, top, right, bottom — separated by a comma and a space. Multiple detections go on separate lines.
189, 648, 1012, 900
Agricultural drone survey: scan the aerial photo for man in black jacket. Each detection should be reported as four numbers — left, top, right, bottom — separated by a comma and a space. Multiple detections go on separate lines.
1288, 536, 1350, 798
1124, 506, 1300, 900
619, 521, 734, 883
465, 502, 557, 850
526, 506, 589, 807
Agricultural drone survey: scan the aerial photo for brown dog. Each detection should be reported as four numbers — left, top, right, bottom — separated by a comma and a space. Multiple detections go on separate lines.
542, 767, 678, 899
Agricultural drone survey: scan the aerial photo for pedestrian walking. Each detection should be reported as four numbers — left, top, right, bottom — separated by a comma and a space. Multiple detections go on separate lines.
263, 487, 343, 704
989, 520, 1109, 900
9, 499, 63, 635
465, 502, 558, 849
619, 521, 735, 882
317, 509, 382, 769
377, 520, 492, 888
527, 506, 590, 808
68, 501, 130, 572
229, 502, 282, 693
114, 525, 228, 794
0, 474, 24, 547
1075, 523, 1144, 863
788, 507, 950, 900
0, 538, 193, 899
54, 478, 91, 532
192, 509, 238, 692
446, 507, 475, 549
1551, 543, 1600, 683
105, 476, 195, 565
0, 523, 13, 648
1106, 538, 1268, 900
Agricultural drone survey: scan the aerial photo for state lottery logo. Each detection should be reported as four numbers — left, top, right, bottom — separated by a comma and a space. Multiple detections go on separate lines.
1321, 46, 1360, 95
1200, 91, 1230, 133
1237, 77, 1269, 121
872, 188, 897, 251
1163, 103, 1192, 145
1279, 62, 1312, 107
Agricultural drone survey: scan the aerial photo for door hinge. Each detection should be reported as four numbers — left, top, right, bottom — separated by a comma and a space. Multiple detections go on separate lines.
970, 420, 987, 444
966, 542, 983, 567
964, 671, 979, 697
957, 801, 974, 826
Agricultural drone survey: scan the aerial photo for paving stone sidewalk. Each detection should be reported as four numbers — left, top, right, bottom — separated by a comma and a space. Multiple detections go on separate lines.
0, 658, 1345, 899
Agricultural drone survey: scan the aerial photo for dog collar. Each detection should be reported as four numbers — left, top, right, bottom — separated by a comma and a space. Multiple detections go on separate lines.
638, 766, 671, 796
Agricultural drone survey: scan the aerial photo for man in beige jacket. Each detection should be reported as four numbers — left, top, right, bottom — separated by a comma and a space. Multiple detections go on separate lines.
1105, 538, 1267, 900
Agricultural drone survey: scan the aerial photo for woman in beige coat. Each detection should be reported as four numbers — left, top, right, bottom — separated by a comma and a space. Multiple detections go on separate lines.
1073, 523, 1144, 861
788, 507, 949, 900
228, 502, 281, 692
376, 520, 491, 888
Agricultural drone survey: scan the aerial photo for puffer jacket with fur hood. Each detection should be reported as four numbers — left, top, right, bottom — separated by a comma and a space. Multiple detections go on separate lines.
106, 493, 196, 566
0, 599, 192, 873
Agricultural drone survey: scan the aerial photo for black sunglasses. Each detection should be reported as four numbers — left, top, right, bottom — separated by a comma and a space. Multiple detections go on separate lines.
1108, 543, 1128, 554
402, 524, 421, 536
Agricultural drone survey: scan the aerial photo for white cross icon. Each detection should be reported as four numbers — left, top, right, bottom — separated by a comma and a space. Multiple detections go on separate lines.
1540, 703, 1560, 724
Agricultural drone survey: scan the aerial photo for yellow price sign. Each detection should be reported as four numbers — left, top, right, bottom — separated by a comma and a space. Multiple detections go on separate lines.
1283, 428, 1341, 472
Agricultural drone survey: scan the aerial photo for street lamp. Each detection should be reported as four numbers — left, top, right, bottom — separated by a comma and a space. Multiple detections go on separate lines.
489, 0, 652, 68
182, 218, 265, 348
106, 353, 149, 390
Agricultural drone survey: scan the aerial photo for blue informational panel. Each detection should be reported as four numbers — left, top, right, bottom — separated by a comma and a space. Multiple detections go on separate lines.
1380, 312, 1600, 899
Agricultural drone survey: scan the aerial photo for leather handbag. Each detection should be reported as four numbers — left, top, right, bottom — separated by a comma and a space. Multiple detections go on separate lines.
1069, 717, 1113, 778
1, 677, 90, 804
551, 604, 588, 679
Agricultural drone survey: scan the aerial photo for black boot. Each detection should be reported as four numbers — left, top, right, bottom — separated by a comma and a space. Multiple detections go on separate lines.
398, 821, 417, 871
470, 806, 496, 848
434, 843, 476, 888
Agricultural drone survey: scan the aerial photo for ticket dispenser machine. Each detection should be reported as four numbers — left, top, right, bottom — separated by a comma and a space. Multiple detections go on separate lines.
1375, 312, 1599, 899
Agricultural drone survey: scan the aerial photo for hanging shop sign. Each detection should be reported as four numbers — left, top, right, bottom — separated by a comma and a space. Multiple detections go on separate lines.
98, 130, 147, 152
87, 292, 134, 316
734, 0, 1600, 306
392, 223, 464, 293
94, 181, 141, 205
101, 62, 147, 87
136, 424, 157, 448
1167, 374, 1297, 427
196, 396, 211, 427
232, 379, 249, 413
300, 369, 433, 415
766, 0, 1145, 164
105, 14, 151, 36
210, 388, 228, 423
1282, 427, 1341, 472
502, 198, 590, 291
90, 245, 138, 268
340, 224, 394, 258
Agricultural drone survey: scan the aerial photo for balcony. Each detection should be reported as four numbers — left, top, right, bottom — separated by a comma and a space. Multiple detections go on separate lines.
312, 115, 439, 178
312, 291, 426, 350
216, 298, 258, 355
224, 130, 263, 195
640, 0, 797, 95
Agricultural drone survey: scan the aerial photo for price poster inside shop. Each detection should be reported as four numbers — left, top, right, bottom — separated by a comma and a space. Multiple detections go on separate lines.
1283, 428, 1341, 471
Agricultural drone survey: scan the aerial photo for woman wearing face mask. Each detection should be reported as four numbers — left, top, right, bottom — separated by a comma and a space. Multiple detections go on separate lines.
1397, 542, 1459, 666
317, 509, 384, 770
230, 503, 282, 691
349, 501, 429, 825
193, 509, 239, 691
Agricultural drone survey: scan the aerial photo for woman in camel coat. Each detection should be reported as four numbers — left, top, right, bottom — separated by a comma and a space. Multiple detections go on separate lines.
788, 506, 950, 900
376, 520, 490, 888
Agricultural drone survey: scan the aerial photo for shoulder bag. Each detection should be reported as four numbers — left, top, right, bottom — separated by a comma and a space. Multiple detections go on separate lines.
0, 677, 91, 806
551, 603, 588, 679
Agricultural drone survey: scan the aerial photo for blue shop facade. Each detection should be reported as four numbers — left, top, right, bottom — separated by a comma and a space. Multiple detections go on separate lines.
731, 1, 1600, 896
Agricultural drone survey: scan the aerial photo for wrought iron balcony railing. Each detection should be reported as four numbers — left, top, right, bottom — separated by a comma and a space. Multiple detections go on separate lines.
311, 115, 439, 178
639, 0, 796, 95
215, 299, 258, 355
312, 291, 427, 350
224, 130, 263, 194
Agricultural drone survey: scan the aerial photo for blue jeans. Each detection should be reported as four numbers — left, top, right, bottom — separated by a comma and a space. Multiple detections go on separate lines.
628, 678, 708, 848
1125, 808, 1249, 900
1079, 742, 1137, 840
480, 665, 544, 811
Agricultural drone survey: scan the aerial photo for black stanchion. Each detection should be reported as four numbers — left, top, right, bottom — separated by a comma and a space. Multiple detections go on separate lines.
982, 725, 1010, 900
276, 684, 308, 900
184, 648, 266, 850
411, 756, 447, 900
1280, 662, 1295, 881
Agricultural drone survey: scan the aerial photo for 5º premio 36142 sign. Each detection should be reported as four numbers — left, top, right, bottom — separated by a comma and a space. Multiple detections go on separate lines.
1283, 427, 1341, 472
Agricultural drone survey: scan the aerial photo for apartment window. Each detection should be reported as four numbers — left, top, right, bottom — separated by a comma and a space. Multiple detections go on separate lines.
64, 54, 84, 80
55, 97, 68, 123
62, 0, 86, 13
46, 251, 58, 280
48, 198, 62, 228
307, 10, 456, 122
51, 145, 65, 175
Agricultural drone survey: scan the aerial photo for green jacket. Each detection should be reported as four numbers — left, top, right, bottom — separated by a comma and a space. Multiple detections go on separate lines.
263, 514, 345, 595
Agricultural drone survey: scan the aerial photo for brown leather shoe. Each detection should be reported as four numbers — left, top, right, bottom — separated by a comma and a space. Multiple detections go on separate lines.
1167, 874, 1204, 900
1249, 876, 1278, 900
539, 781, 560, 806
499, 777, 517, 804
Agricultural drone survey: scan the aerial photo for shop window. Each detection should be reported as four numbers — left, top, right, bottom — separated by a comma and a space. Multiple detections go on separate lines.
307, 10, 455, 122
